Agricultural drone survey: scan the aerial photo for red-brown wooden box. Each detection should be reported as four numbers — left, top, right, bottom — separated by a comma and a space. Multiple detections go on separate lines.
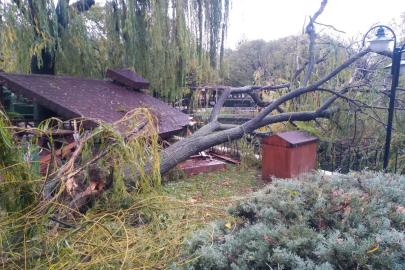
261, 131, 318, 180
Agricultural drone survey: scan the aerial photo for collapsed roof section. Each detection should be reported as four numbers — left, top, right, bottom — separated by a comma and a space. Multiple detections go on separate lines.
0, 69, 189, 138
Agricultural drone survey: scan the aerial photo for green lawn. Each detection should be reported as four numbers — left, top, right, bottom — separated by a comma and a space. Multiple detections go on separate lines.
162, 164, 267, 201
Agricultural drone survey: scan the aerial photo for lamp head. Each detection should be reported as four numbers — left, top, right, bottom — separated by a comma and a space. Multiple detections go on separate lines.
385, 60, 405, 76
368, 27, 392, 52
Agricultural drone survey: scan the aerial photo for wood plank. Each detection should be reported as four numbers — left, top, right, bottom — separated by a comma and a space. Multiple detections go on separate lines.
208, 152, 241, 164
39, 142, 77, 163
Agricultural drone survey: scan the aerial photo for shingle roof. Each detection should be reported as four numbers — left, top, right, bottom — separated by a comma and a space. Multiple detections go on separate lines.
0, 70, 189, 137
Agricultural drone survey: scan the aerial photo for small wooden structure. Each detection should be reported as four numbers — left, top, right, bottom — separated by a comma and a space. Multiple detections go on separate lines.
261, 131, 318, 180
179, 156, 227, 176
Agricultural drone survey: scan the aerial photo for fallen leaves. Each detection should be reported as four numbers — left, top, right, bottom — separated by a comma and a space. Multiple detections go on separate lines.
222, 181, 231, 187
367, 246, 379, 254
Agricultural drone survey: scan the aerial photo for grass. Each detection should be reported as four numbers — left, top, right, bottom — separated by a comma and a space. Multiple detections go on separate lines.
158, 164, 268, 267
162, 164, 268, 220
163, 164, 266, 201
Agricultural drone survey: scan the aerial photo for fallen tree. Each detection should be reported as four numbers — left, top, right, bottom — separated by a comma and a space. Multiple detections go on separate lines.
157, 0, 403, 176
157, 3, 374, 176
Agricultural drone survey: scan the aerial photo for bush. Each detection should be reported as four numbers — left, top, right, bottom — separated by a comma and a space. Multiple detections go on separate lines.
176, 172, 405, 269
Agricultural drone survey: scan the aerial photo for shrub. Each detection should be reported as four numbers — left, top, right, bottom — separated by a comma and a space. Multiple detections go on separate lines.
176, 172, 405, 269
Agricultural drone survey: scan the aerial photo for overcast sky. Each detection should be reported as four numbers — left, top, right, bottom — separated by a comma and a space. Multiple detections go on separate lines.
227, 0, 404, 48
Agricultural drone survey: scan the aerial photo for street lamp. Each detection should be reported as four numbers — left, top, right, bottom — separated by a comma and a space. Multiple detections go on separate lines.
363, 25, 405, 171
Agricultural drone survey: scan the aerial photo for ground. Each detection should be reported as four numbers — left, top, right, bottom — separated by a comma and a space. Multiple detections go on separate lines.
162, 164, 268, 220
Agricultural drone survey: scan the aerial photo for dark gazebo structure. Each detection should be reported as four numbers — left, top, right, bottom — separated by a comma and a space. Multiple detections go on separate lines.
0, 69, 189, 138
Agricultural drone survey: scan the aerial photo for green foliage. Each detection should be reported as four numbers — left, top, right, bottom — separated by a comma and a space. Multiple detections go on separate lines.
0, 109, 35, 212
238, 135, 262, 168
0, 107, 162, 211
178, 172, 405, 269
296, 122, 323, 139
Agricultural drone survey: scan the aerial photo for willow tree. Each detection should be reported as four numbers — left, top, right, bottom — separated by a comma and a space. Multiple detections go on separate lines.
0, 0, 230, 101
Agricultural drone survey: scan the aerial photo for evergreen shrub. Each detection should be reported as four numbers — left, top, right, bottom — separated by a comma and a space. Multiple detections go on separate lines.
176, 172, 405, 269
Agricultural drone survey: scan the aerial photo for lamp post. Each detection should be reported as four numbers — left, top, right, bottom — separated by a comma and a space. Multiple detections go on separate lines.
363, 25, 405, 171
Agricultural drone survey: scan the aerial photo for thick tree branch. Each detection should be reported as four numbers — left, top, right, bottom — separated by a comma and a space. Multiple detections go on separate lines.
314, 22, 345, 34
257, 105, 340, 128
242, 49, 370, 133
230, 83, 290, 94
302, 0, 328, 87
310, 0, 328, 23
158, 104, 340, 176
146, 49, 372, 178
209, 87, 231, 122
249, 91, 272, 107
247, 92, 298, 127
217, 106, 340, 132
294, 50, 331, 80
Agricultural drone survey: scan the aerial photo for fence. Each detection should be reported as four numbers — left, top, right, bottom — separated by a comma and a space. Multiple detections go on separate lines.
208, 134, 262, 160
173, 131, 262, 160
317, 141, 404, 174
10, 119, 77, 130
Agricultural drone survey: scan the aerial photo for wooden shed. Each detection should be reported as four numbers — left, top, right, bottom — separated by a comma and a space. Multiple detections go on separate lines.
261, 131, 318, 180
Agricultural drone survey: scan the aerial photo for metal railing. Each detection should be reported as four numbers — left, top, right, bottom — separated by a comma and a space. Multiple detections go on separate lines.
173, 131, 261, 159
317, 141, 404, 174
208, 134, 262, 159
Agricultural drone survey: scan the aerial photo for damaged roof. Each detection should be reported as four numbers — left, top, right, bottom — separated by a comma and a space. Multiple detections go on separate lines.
0, 69, 189, 137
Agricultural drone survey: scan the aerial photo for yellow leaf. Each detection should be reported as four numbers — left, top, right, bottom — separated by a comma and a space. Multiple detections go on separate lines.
367, 246, 379, 253
225, 222, 231, 228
